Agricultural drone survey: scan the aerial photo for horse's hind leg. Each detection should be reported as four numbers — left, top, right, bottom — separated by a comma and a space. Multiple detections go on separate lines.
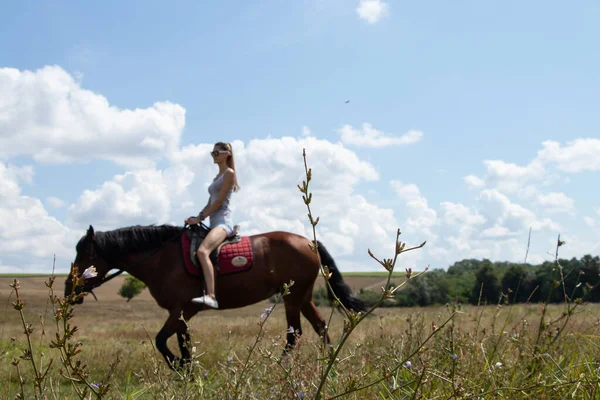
301, 300, 330, 346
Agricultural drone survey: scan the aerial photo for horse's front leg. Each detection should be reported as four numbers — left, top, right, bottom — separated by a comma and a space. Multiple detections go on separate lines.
177, 330, 192, 360
156, 307, 200, 370
156, 327, 178, 369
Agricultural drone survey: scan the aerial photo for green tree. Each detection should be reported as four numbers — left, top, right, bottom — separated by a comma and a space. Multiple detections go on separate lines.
471, 262, 501, 305
118, 276, 147, 302
580, 255, 600, 302
501, 264, 527, 302
396, 277, 432, 307
446, 259, 479, 303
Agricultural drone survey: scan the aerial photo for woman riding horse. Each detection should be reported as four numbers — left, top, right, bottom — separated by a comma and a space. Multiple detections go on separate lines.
185, 141, 240, 309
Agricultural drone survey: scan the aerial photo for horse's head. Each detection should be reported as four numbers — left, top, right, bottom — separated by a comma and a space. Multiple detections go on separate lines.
65, 225, 111, 304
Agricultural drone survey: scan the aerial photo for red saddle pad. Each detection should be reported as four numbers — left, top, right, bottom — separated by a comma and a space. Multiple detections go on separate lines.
181, 232, 253, 277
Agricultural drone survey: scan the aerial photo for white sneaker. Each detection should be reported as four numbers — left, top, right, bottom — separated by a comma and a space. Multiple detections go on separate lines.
192, 295, 219, 309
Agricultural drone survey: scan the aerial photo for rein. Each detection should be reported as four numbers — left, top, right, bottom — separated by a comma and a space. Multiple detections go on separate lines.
87, 269, 126, 300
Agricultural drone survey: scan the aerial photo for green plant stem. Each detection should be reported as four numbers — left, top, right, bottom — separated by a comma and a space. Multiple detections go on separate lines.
15, 362, 26, 399
300, 149, 351, 321
12, 282, 44, 398
409, 364, 427, 400
233, 300, 281, 398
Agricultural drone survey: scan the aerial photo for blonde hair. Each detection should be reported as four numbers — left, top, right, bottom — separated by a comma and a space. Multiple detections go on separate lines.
216, 141, 240, 192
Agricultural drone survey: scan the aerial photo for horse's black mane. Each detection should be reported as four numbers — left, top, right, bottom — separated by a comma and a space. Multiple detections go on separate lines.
90, 224, 183, 258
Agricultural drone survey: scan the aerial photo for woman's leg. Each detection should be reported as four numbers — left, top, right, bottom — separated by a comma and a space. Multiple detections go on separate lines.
192, 226, 228, 307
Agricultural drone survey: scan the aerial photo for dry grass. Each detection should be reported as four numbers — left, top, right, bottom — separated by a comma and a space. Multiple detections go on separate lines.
2, 276, 600, 399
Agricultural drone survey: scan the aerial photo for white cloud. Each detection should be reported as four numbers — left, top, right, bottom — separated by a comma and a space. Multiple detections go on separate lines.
339, 123, 422, 148
433, 199, 543, 265
477, 189, 560, 234
482, 159, 545, 193
467, 138, 599, 195
463, 175, 485, 189
356, 0, 389, 24
439, 202, 486, 227
302, 126, 312, 137
0, 66, 185, 168
327, 194, 400, 258
536, 192, 575, 214
0, 163, 74, 270
584, 217, 596, 228
390, 180, 437, 243
0, 164, 33, 197
66, 166, 192, 230
481, 225, 514, 238
46, 196, 66, 208
435, 202, 486, 259
537, 138, 600, 172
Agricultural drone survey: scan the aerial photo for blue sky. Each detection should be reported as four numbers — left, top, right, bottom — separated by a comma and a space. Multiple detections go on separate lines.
1, 0, 599, 273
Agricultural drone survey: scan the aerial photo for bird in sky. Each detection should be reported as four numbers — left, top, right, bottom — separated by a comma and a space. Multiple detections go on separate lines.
345, 100, 350, 104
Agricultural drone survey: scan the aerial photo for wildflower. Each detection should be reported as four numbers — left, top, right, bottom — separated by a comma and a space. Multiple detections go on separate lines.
297, 391, 305, 399
261, 307, 273, 319
227, 356, 233, 362
450, 353, 458, 361
90, 383, 100, 389
82, 266, 98, 280
404, 361, 412, 369
495, 362, 502, 368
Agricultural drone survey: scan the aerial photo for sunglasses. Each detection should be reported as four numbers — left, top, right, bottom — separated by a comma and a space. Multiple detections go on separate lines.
211, 150, 229, 157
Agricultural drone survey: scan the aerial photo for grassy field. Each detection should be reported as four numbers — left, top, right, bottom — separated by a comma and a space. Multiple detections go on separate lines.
1, 275, 599, 399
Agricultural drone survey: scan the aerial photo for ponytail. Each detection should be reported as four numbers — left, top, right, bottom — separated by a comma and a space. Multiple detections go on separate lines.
218, 142, 240, 192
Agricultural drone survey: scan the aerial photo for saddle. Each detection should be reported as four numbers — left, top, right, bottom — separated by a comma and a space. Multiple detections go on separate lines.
182, 223, 254, 277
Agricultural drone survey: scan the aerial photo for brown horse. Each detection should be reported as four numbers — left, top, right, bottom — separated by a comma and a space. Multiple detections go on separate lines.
65, 224, 367, 369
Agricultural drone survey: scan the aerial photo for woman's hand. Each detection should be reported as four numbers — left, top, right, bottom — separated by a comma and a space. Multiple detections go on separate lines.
185, 212, 206, 225
185, 216, 201, 225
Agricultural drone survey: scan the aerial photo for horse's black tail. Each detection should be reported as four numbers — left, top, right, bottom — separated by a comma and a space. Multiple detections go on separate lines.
316, 241, 368, 313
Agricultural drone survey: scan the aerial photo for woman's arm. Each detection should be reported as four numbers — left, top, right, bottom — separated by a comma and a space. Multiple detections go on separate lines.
199, 199, 210, 217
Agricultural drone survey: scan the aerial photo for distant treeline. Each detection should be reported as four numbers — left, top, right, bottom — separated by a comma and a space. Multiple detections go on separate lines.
313, 255, 600, 307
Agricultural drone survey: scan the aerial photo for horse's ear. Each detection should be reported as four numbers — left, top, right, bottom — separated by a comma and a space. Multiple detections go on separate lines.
86, 225, 95, 240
